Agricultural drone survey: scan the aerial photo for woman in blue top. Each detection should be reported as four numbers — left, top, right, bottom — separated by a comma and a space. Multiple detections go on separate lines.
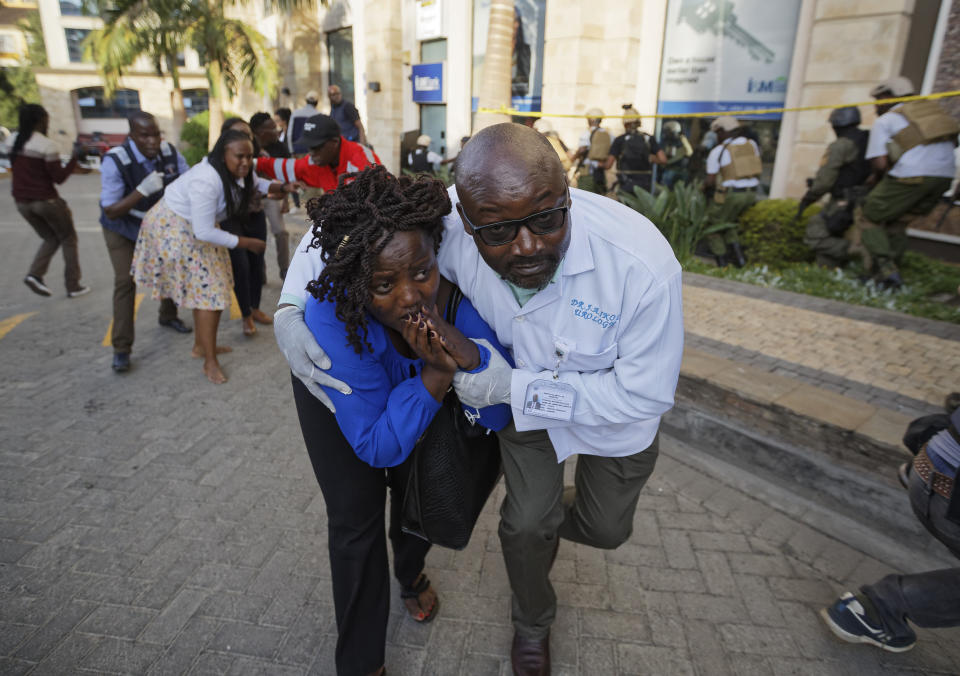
292, 166, 511, 676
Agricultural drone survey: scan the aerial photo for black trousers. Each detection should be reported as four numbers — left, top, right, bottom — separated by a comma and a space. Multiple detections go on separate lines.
227, 210, 266, 317
291, 376, 431, 676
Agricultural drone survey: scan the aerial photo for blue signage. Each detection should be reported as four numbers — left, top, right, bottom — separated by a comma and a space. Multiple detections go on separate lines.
412, 62, 444, 104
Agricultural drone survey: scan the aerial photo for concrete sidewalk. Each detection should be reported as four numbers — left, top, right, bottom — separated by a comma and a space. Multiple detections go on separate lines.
1, 174, 959, 674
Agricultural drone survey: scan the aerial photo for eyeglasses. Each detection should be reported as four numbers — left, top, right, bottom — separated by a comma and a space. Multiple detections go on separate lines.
461, 198, 570, 247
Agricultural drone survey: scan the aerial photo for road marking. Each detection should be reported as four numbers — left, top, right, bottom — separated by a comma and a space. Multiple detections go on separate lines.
0, 312, 37, 341
102, 294, 144, 347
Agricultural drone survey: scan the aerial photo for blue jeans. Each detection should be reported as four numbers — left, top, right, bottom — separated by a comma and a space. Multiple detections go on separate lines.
861, 468, 960, 640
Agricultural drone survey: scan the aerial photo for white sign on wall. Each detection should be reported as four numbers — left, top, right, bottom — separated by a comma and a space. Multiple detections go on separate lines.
416, 0, 444, 41
657, 0, 801, 118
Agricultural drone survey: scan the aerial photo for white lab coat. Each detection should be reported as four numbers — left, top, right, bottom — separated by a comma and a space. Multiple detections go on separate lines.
282, 187, 684, 461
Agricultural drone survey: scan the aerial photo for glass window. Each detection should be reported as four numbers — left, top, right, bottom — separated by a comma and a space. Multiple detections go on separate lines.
0, 33, 18, 55
60, 0, 96, 16
64, 28, 91, 63
327, 27, 355, 104
420, 39, 447, 62
75, 87, 141, 119
181, 89, 209, 117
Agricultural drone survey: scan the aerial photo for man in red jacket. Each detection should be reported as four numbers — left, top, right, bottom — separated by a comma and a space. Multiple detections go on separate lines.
256, 114, 380, 193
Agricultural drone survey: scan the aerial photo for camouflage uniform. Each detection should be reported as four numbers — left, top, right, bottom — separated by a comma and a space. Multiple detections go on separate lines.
802, 133, 869, 268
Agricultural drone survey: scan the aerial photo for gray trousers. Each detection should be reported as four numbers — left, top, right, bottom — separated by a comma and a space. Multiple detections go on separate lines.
497, 422, 659, 638
262, 198, 290, 277
17, 197, 82, 291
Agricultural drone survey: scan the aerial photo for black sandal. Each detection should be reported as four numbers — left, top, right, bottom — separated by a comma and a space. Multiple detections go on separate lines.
400, 573, 439, 623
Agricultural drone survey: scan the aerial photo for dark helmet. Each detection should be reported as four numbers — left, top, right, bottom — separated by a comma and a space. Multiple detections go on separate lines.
828, 107, 861, 129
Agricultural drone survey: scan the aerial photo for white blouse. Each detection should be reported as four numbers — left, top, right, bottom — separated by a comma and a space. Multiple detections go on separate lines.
162, 159, 273, 248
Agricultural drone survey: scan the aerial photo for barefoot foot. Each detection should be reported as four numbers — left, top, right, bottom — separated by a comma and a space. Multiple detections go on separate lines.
242, 316, 256, 337
192, 345, 233, 358
203, 359, 228, 384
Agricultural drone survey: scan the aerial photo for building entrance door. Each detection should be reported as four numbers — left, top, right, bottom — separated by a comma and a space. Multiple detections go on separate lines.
420, 104, 446, 157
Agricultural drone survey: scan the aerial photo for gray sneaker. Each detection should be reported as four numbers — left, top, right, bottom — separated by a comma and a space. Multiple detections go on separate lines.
24, 275, 52, 297
67, 285, 91, 298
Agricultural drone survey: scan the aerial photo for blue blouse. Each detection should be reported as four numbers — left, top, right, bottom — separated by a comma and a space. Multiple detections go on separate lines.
304, 292, 514, 468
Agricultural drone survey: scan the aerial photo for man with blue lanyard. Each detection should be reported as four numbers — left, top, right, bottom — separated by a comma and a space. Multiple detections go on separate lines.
99, 112, 191, 373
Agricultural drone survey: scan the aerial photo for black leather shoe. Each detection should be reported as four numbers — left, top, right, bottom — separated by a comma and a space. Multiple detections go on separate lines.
158, 317, 192, 333
511, 632, 550, 676
112, 352, 131, 373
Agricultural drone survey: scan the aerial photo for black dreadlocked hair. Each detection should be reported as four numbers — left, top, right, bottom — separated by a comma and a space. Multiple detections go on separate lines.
305, 165, 451, 354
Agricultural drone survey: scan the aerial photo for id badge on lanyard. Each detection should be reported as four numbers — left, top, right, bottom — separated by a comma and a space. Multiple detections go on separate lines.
522, 338, 577, 422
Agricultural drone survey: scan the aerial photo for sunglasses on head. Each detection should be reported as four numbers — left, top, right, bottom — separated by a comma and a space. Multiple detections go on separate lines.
461, 196, 570, 246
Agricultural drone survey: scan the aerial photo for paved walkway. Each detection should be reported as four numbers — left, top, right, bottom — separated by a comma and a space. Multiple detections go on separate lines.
1, 175, 958, 674
683, 275, 959, 427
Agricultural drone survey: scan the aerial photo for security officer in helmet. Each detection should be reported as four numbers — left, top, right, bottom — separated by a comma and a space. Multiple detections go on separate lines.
855, 76, 958, 288
407, 134, 443, 175
703, 116, 762, 267
800, 106, 871, 268
571, 108, 612, 194
604, 106, 667, 196
661, 120, 693, 189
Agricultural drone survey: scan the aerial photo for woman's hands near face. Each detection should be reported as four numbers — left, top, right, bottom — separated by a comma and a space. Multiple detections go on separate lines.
419, 304, 481, 371
401, 309, 457, 374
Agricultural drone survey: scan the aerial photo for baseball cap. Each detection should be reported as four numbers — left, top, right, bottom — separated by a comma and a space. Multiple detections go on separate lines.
305, 90, 320, 102
299, 114, 341, 148
417, 134, 431, 146
585, 107, 604, 118
710, 116, 740, 132
870, 76, 914, 98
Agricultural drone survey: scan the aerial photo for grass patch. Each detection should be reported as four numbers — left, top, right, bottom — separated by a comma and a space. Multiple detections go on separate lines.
684, 251, 960, 325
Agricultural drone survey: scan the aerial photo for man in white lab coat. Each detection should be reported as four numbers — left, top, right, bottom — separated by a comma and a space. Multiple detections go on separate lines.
275, 123, 684, 675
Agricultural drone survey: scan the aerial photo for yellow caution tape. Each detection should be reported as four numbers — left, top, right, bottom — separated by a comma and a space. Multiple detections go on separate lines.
478, 89, 960, 120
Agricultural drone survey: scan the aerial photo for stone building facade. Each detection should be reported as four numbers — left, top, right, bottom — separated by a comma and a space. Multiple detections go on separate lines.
19, 0, 958, 188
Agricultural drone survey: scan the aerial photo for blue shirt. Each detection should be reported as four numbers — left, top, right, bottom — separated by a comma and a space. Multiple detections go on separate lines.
99, 140, 190, 207
304, 292, 514, 468
927, 408, 960, 476
330, 101, 361, 142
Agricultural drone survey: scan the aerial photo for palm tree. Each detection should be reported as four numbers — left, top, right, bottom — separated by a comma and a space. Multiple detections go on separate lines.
186, 0, 278, 147
86, 0, 193, 144
474, 0, 514, 130
88, 0, 317, 148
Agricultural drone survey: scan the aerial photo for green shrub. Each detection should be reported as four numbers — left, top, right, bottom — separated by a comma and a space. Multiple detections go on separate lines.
685, 251, 960, 324
179, 111, 210, 166
738, 198, 820, 264
620, 181, 734, 263
0, 66, 41, 129
179, 110, 240, 166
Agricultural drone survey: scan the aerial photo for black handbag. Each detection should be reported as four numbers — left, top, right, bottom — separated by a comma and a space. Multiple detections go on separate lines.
400, 287, 503, 550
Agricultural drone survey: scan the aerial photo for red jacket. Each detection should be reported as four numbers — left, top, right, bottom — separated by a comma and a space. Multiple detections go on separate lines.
256, 137, 381, 191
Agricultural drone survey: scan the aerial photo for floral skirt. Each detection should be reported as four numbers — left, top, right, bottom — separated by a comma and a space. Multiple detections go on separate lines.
132, 200, 234, 311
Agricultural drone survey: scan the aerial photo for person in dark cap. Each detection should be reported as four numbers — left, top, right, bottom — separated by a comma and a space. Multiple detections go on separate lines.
800, 106, 872, 268
255, 114, 380, 196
